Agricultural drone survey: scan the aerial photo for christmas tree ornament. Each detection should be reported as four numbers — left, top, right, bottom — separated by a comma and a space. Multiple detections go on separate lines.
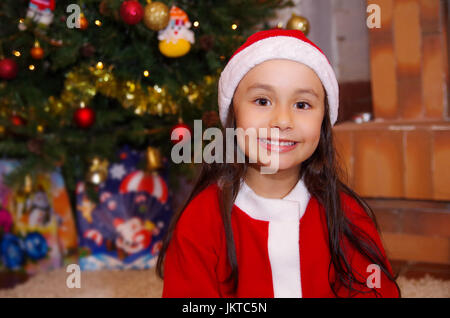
158, 6, 195, 58
86, 157, 109, 185
26, 0, 55, 27
30, 40, 44, 60
11, 114, 26, 126
170, 120, 192, 144
143, 1, 170, 31
79, 13, 89, 30
24, 232, 48, 260
286, 13, 310, 36
80, 43, 96, 58
0, 58, 19, 80
120, 0, 144, 25
0, 234, 25, 270
145, 146, 163, 172
73, 106, 96, 129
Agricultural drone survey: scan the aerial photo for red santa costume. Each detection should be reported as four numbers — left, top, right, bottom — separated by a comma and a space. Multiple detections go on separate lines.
162, 29, 399, 298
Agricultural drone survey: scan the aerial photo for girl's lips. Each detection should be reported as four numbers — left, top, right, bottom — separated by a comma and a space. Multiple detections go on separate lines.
258, 138, 298, 153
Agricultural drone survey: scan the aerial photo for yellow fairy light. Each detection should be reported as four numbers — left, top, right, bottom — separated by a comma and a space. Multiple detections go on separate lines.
231, 24, 238, 30
13, 50, 21, 57
96, 61, 104, 70
19, 18, 25, 23
95, 20, 102, 26
80, 101, 86, 108
29, 64, 35, 70
143, 70, 150, 77
277, 22, 283, 28
193, 21, 199, 28
37, 125, 44, 133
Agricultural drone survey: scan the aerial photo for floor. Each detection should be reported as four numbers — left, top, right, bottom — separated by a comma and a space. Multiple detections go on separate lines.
0, 261, 448, 298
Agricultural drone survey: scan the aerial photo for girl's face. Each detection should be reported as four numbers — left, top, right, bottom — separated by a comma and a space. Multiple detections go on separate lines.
233, 59, 325, 172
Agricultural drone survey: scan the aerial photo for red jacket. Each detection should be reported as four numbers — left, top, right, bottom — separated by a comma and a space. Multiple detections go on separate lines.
162, 178, 399, 298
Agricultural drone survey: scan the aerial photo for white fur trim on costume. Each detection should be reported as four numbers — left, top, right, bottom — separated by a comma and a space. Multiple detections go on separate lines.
218, 36, 339, 126
234, 177, 311, 298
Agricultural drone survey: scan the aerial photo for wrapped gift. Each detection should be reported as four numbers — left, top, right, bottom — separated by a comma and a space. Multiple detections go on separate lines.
0, 160, 78, 274
76, 146, 173, 270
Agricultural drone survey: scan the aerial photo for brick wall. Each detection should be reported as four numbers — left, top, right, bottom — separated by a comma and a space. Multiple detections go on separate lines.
334, 0, 449, 265
335, 0, 449, 201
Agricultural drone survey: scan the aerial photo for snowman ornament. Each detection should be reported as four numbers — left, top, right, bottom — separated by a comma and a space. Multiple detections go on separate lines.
26, 0, 55, 27
157, 6, 195, 58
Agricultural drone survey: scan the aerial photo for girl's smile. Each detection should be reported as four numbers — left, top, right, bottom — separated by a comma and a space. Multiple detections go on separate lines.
258, 138, 299, 153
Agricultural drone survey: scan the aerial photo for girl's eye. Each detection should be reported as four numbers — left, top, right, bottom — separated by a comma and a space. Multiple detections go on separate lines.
254, 98, 271, 106
295, 102, 311, 110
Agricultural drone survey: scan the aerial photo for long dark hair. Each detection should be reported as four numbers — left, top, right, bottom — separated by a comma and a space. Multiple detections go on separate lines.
156, 95, 401, 298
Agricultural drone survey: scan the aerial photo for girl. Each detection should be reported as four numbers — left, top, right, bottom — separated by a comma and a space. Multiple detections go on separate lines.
156, 29, 401, 298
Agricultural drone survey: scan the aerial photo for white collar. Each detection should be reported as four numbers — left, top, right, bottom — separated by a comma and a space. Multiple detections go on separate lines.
234, 176, 311, 222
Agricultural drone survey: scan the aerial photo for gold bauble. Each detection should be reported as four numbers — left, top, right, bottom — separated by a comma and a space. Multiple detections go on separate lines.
86, 157, 109, 185
146, 146, 163, 172
286, 13, 310, 36
143, 1, 170, 31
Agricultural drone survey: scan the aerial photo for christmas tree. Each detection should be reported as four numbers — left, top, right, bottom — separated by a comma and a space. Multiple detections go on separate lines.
0, 0, 293, 209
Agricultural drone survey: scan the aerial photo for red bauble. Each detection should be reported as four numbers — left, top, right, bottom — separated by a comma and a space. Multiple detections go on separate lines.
30, 46, 45, 60
120, 0, 144, 25
73, 107, 96, 128
11, 114, 26, 126
170, 123, 192, 144
0, 58, 19, 80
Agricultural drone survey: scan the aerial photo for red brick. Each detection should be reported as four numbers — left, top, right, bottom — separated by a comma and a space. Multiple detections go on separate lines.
402, 210, 450, 238
393, 0, 422, 75
397, 76, 423, 119
405, 129, 433, 199
433, 130, 450, 200
369, 43, 398, 119
382, 232, 450, 264
372, 208, 402, 233
354, 130, 404, 198
419, 0, 442, 34
422, 33, 445, 119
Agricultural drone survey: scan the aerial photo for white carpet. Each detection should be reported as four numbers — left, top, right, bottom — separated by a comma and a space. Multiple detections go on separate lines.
0, 268, 448, 298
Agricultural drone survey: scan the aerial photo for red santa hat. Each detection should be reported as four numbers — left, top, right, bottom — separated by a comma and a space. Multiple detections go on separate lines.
218, 29, 339, 126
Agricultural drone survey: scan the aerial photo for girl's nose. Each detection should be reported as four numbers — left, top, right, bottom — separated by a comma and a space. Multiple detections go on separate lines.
269, 106, 293, 131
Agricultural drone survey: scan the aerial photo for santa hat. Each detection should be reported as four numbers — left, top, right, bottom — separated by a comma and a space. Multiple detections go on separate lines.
218, 29, 339, 126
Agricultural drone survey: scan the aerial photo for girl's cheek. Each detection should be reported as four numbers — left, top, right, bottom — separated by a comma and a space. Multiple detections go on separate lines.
235, 106, 267, 130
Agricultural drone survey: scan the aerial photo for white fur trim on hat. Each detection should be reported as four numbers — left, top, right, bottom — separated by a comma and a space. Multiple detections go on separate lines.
218, 36, 339, 126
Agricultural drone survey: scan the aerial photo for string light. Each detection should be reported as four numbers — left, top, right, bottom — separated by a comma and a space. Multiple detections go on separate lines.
143, 70, 150, 77
231, 24, 238, 30
29, 65, 35, 71
193, 21, 199, 28
12, 50, 21, 57
96, 61, 104, 70
95, 20, 102, 26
